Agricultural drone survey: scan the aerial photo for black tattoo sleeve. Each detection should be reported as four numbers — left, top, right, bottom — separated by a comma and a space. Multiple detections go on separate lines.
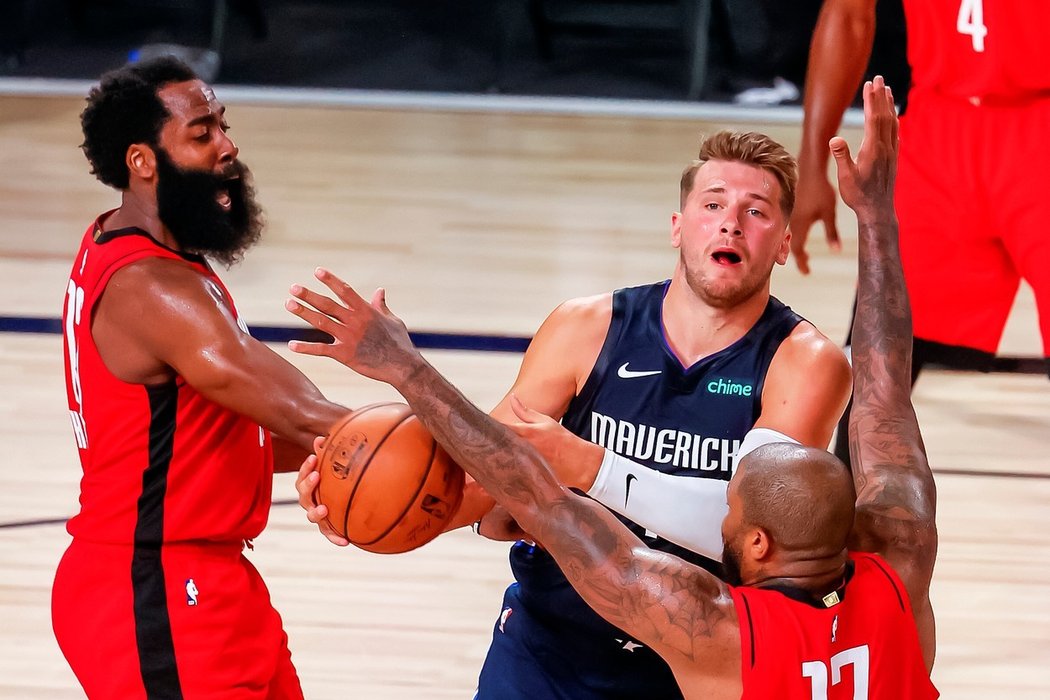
395, 361, 737, 662
848, 218, 938, 580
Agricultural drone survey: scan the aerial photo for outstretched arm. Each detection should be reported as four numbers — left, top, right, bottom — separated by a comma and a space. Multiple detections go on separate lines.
832, 76, 937, 668
285, 275, 741, 678
792, 0, 878, 274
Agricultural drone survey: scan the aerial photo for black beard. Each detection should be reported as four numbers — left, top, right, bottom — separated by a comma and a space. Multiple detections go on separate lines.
154, 148, 264, 266
721, 542, 744, 587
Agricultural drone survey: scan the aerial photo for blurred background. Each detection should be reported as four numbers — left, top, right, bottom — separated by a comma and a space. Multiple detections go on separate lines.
1, 0, 908, 104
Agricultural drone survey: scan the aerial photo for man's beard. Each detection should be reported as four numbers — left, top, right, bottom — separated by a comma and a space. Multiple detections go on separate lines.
155, 148, 264, 266
721, 541, 744, 587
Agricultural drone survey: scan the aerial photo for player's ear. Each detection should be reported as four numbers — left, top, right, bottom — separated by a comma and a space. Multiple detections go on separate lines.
775, 227, 791, 266
749, 527, 772, 560
670, 211, 683, 249
126, 143, 157, 181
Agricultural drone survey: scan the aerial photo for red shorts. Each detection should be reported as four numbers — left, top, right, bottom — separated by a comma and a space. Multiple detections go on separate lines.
895, 90, 1050, 356
52, 539, 303, 699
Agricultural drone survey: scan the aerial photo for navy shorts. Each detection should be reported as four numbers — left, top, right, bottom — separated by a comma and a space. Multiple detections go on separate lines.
474, 583, 682, 700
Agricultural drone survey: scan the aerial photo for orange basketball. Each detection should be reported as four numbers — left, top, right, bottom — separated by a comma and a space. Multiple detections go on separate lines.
315, 402, 464, 554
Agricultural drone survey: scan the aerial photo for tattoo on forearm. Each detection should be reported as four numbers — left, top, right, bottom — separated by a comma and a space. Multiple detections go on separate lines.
850, 221, 936, 533
397, 361, 733, 660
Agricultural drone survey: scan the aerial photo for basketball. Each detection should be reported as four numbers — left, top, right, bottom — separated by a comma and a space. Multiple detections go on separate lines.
315, 402, 465, 554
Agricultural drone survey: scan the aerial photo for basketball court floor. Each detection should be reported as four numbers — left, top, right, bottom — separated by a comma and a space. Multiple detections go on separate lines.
0, 85, 1047, 698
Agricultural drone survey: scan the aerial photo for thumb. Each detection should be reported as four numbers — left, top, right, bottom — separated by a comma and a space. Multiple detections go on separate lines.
829, 136, 854, 170
372, 287, 390, 314
509, 394, 543, 423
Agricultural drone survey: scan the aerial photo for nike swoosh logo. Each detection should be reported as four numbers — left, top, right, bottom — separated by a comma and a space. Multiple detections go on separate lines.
624, 473, 637, 507
617, 362, 661, 379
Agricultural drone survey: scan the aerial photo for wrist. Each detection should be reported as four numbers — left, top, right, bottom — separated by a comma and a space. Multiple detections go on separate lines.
390, 352, 430, 392
573, 441, 606, 491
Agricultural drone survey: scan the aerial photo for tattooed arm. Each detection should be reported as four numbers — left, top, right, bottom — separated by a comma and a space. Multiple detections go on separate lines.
831, 77, 938, 669
285, 274, 742, 694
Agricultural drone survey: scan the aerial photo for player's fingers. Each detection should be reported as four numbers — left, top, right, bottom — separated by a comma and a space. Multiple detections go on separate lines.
872, 76, 893, 146
285, 298, 345, 338
296, 460, 320, 504
509, 394, 544, 423
324, 532, 350, 547
861, 80, 875, 142
289, 283, 349, 321
287, 339, 336, 358
886, 85, 899, 150
308, 508, 349, 547
314, 267, 367, 310
305, 501, 327, 524
790, 236, 811, 275
825, 218, 842, 251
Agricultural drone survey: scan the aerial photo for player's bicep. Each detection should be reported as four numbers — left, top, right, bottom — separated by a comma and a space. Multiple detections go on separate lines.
115, 263, 335, 435
491, 295, 611, 422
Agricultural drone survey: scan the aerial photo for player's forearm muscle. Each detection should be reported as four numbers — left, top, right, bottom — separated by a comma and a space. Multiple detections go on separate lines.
849, 219, 936, 546
394, 360, 732, 661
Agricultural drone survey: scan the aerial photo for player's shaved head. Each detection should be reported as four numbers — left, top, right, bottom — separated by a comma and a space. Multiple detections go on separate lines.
735, 443, 855, 555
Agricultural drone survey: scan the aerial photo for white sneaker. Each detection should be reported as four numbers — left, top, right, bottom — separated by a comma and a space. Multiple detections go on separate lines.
732, 77, 800, 106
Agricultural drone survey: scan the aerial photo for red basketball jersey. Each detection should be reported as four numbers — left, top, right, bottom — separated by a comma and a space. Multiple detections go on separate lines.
904, 0, 1050, 100
62, 214, 273, 545
733, 552, 938, 700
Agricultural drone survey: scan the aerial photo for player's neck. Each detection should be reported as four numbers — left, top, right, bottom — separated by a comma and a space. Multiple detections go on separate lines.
106, 191, 179, 251
661, 278, 769, 366
748, 553, 849, 599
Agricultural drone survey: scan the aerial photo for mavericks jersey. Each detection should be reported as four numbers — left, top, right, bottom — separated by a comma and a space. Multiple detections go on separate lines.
62, 215, 273, 545
507, 281, 802, 695
735, 552, 939, 699
905, 0, 1050, 101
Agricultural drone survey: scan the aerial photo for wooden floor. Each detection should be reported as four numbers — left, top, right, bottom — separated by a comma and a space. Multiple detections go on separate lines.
1, 93, 1048, 699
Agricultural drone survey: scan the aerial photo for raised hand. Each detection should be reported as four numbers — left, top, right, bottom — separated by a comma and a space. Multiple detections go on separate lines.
285, 268, 422, 387
829, 75, 899, 221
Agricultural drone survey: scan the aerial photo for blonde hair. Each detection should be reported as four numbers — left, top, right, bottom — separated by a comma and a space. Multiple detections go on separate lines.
679, 131, 798, 217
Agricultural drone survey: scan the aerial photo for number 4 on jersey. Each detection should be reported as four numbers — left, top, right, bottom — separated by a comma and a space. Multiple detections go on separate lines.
957, 0, 987, 52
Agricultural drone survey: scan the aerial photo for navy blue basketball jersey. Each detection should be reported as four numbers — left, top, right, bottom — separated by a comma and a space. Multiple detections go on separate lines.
504, 281, 803, 697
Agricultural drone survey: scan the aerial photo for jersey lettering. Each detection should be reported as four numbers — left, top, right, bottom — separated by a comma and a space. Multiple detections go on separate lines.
64, 280, 88, 450
957, 0, 988, 52
801, 645, 870, 700
589, 411, 739, 472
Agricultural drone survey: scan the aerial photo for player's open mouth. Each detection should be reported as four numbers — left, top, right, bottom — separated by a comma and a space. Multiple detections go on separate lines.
711, 249, 743, 266
216, 176, 238, 210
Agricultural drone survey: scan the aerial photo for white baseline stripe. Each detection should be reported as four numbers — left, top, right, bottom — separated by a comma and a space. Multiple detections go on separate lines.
0, 77, 865, 126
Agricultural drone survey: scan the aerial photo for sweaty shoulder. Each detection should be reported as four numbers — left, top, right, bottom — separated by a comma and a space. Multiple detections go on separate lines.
545, 292, 613, 336
495, 292, 614, 420
780, 321, 850, 371
94, 256, 235, 384
538, 292, 613, 390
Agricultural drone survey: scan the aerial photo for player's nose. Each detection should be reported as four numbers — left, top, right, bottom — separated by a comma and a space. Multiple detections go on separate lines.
217, 131, 239, 165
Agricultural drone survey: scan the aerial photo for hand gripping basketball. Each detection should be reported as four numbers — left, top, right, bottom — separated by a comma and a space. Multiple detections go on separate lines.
313, 402, 465, 554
